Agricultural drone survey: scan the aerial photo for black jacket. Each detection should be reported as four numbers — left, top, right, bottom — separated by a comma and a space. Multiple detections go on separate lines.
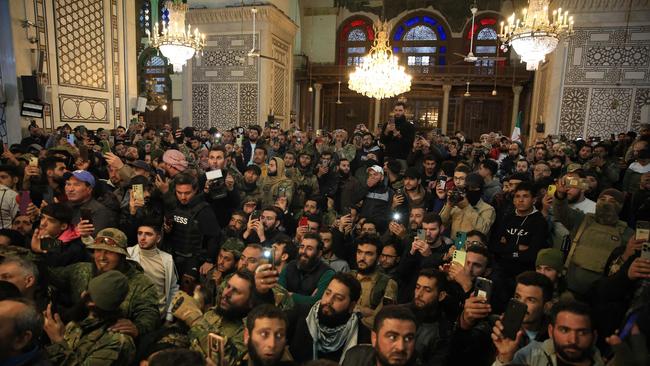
380, 117, 416, 160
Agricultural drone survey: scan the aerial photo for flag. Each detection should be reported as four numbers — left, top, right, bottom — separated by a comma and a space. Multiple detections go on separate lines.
511, 111, 522, 142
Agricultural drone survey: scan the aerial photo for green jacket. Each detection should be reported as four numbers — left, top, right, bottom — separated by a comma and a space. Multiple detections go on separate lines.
46, 317, 135, 366
188, 309, 246, 366
290, 169, 320, 213
49, 261, 162, 337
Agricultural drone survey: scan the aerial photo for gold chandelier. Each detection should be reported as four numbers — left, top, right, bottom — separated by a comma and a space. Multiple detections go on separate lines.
147, 0, 205, 73
499, 0, 574, 71
348, 22, 412, 100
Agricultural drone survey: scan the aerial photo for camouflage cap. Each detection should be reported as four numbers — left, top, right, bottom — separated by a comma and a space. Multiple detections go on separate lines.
221, 237, 244, 258
566, 163, 583, 173
88, 270, 129, 311
87, 228, 129, 256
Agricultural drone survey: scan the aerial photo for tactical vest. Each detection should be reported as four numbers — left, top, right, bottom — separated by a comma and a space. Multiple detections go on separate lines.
169, 201, 211, 256
284, 261, 331, 296
351, 270, 391, 309
566, 214, 627, 273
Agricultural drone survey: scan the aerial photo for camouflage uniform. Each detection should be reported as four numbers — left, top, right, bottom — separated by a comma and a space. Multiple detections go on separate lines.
215, 273, 294, 311
260, 157, 295, 208
49, 229, 162, 336
46, 270, 136, 365
290, 168, 320, 215
188, 309, 246, 366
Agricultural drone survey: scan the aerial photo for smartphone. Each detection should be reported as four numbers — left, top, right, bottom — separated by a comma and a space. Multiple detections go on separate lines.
236, 135, 243, 146
80, 208, 93, 223
455, 231, 468, 250
29, 156, 39, 167
641, 242, 650, 260
501, 299, 528, 340
636, 221, 650, 241
299, 216, 309, 227
19, 191, 32, 216
67, 133, 76, 145
438, 176, 447, 190
392, 212, 402, 223
207, 333, 225, 366
417, 229, 426, 241
473, 277, 493, 303
547, 184, 557, 196
132, 184, 144, 202
565, 176, 589, 190
452, 249, 467, 266
251, 210, 260, 220
40, 237, 57, 252
262, 248, 275, 269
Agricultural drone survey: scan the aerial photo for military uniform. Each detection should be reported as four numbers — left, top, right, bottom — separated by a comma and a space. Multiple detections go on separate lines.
47, 270, 136, 365
49, 229, 162, 336
214, 272, 294, 311
290, 168, 320, 215
351, 269, 398, 329
260, 157, 295, 208
188, 309, 246, 366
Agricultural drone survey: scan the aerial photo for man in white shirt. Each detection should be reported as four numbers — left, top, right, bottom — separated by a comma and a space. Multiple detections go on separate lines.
127, 219, 179, 321
565, 172, 596, 214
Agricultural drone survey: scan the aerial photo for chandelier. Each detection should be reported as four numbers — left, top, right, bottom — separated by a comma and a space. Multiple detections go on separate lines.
147, 0, 205, 73
498, 0, 573, 71
348, 22, 412, 99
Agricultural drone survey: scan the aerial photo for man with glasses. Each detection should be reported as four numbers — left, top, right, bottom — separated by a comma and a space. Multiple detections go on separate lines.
48, 228, 160, 340
440, 173, 496, 238
379, 243, 401, 279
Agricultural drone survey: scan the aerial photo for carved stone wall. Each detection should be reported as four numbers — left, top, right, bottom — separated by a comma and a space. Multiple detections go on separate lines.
191, 34, 259, 130
557, 26, 650, 138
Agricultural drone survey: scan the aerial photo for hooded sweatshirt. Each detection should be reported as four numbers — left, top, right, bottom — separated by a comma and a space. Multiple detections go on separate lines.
260, 157, 294, 208
492, 208, 548, 277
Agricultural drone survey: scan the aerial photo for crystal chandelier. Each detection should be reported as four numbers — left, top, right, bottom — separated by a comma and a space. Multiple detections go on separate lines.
147, 0, 205, 73
498, 0, 574, 71
348, 22, 412, 100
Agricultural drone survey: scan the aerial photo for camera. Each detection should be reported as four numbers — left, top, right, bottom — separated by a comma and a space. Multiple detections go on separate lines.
448, 187, 466, 205
206, 169, 227, 200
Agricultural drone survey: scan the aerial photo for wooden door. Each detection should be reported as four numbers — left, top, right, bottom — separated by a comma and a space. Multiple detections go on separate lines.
460, 100, 505, 140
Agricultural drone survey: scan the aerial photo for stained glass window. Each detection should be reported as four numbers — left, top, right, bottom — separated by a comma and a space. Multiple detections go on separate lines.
139, 2, 151, 31
477, 28, 497, 40
404, 25, 437, 41
392, 13, 448, 67
338, 17, 374, 65
146, 56, 166, 67
348, 29, 367, 42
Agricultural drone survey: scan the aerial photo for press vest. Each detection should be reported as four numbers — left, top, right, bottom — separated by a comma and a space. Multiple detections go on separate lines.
169, 201, 211, 256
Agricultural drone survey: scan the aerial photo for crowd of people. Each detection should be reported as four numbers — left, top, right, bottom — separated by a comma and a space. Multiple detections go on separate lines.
0, 102, 649, 366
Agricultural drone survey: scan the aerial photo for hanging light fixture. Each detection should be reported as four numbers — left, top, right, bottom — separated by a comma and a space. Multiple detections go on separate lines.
464, 82, 471, 97
348, 21, 412, 99
499, 0, 574, 71
147, 0, 206, 73
336, 81, 343, 104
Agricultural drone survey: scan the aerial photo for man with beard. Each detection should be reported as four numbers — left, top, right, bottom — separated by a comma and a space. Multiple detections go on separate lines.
396, 212, 453, 303
288, 272, 368, 363
392, 167, 431, 217
491, 300, 603, 366
562, 171, 596, 214
29, 156, 68, 204
237, 165, 264, 204
350, 234, 398, 329
202, 238, 244, 306
239, 304, 295, 366
176, 271, 261, 366
48, 228, 160, 339
341, 305, 417, 366
379, 243, 401, 279
283, 151, 298, 178
279, 233, 334, 305
352, 132, 384, 173
44, 270, 136, 365
205, 145, 242, 227
380, 102, 415, 161
421, 154, 439, 193
498, 143, 523, 179
165, 173, 221, 278
290, 150, 320, 215
553, 180, 633, 297
321, 228, 349, 273
243, 207, 283, 246
336, 158, 362, 211
243, 125, 263, 167
408, 269, 451, 365
223, 210, 248, 240
359, 165, 392, 232
260, 157, 293, 208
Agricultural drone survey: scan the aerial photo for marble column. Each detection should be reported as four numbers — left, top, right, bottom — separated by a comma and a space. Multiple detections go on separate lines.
441, 84, 452, 135
373, 98, 381, 131
313, 83, 322, 130
511, 85, 524, 132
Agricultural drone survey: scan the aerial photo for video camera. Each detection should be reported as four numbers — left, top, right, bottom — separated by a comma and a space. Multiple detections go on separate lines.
448, 187, 466, 205
206, 169, 227, 200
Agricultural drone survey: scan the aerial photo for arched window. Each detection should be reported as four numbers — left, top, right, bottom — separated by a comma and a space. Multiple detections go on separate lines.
136, 0, 152, 53
466, 16, 504, 70
138, 50, 171, 108
391, 14, 449, 67
337, 17, 375, 66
